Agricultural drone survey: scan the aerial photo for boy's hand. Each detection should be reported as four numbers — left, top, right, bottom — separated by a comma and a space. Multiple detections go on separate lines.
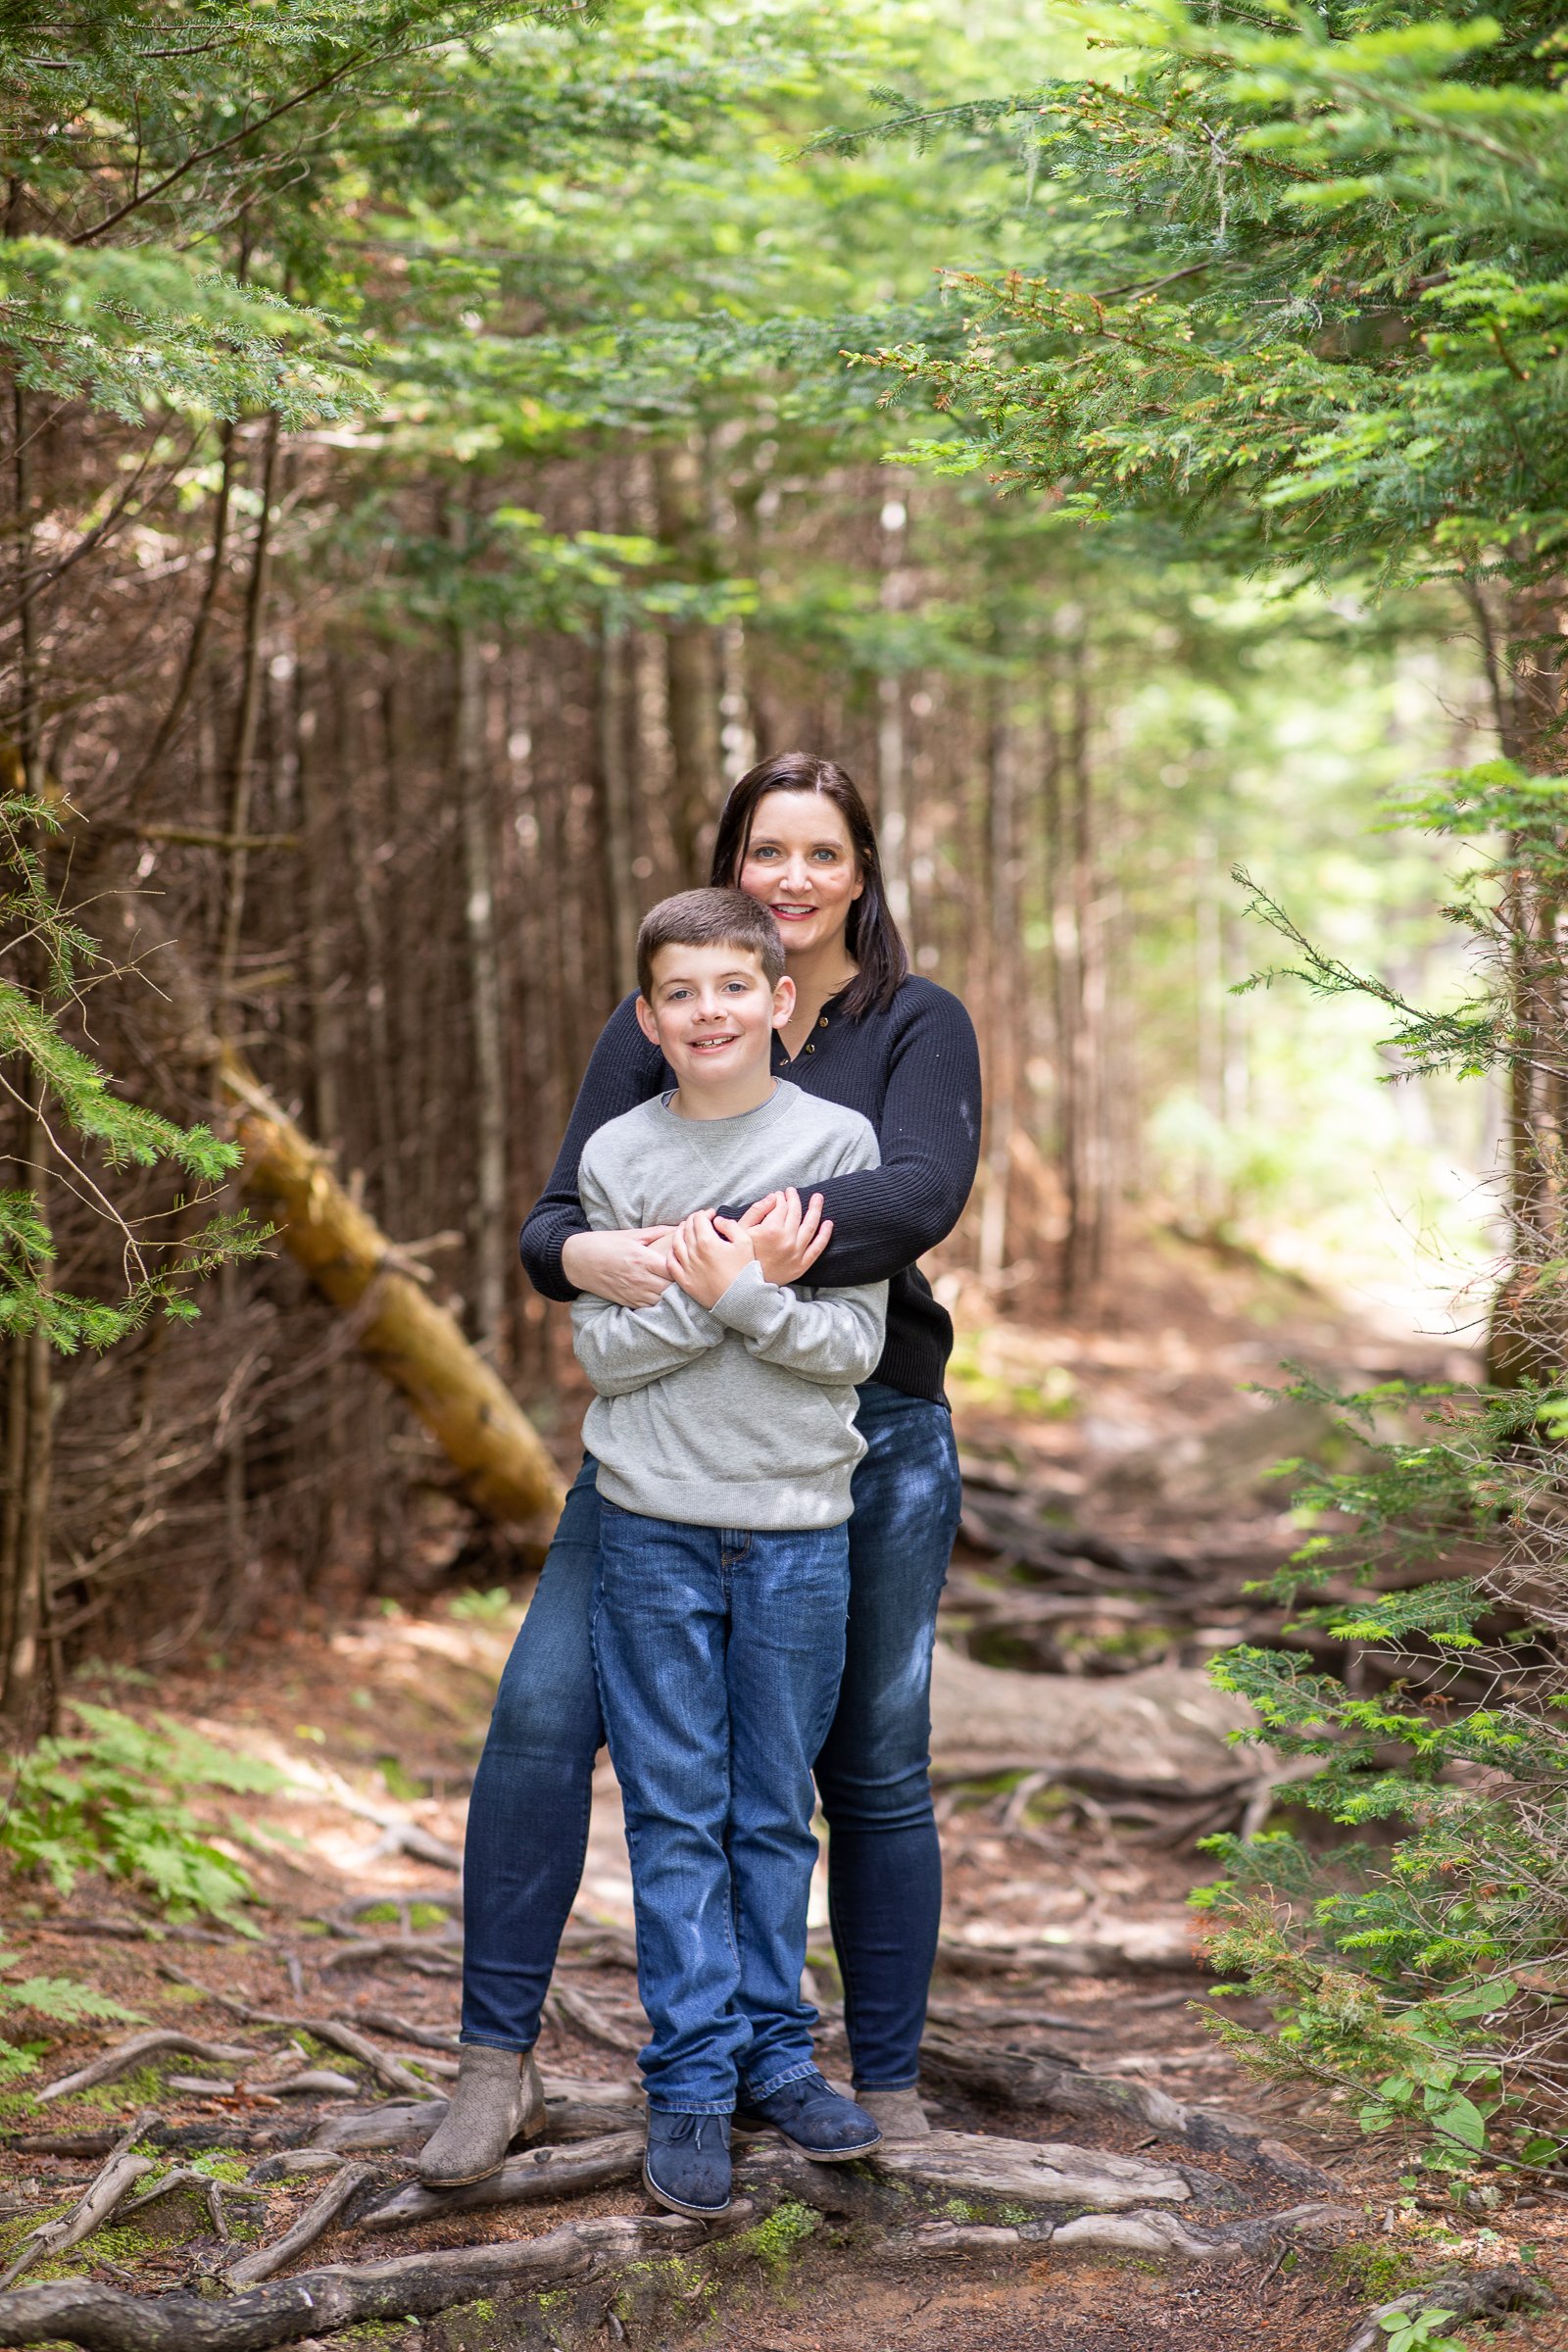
718, 1188, 832, 1287
669, 1209, 756, 1310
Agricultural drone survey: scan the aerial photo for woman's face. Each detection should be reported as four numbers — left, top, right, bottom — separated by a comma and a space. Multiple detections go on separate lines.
737, 790, 864, 961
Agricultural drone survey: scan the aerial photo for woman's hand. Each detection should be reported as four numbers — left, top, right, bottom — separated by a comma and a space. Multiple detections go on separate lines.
715, 1188, 832, 1287
561, 1225, 675, 1307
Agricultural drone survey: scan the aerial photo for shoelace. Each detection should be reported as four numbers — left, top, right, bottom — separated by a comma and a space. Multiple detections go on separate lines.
662, 2112, 727, 2152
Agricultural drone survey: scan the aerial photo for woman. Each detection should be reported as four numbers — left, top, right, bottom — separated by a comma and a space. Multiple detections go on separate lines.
420, 752, 980, 2189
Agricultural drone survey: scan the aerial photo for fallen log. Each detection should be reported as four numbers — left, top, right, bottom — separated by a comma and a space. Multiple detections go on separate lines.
39, 2034, 256, 2104
224, 2164, 375, 2290
929, 1644, 1269, 1796
225, 1056, 562, 1538
934, 1932, 1201, 1979
68, 854, 564, 1544
915, 2029, 1331, 2191
0, 2210, 706, 2351
358, 2131, 645, 2232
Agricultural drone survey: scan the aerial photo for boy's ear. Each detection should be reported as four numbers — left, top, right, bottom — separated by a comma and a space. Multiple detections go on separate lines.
770, 973, 797, 1031
634, 994, 662, 1048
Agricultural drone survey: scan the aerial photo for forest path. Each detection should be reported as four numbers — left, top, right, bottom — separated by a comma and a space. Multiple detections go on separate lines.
0, 1232, 1560, 2350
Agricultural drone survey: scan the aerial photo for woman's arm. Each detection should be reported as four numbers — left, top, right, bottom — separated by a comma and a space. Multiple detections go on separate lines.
519, 995, 667, 1302
785, 989, 982, 1290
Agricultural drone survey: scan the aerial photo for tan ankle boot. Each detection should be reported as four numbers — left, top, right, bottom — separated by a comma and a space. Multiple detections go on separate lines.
416, 2044, 546, 2187
856, 2085, 932, 2139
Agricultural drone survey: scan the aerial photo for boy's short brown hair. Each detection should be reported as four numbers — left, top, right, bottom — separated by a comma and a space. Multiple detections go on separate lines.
636, 887, 785, 1000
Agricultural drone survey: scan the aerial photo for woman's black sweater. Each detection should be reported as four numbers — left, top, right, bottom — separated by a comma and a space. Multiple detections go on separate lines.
519, 977, 982, 1403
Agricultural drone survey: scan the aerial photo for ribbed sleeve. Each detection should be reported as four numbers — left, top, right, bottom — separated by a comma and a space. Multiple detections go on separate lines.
518, 977, 981, 1402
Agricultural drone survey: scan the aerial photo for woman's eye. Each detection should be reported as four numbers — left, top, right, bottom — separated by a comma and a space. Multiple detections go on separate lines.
812, 848, 839, 861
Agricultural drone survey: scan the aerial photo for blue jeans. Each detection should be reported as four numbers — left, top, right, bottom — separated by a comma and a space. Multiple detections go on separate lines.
462, 1382, 959, 2089
592, 1507, 849, 2112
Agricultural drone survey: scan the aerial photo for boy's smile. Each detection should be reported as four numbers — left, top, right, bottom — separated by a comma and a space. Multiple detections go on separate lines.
635, 941, 795, 1120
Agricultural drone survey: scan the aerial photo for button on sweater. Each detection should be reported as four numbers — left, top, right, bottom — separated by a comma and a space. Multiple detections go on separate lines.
521, 976, 982, 1403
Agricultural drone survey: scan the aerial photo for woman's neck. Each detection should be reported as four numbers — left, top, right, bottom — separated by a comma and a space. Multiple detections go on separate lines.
779, 937, 857, 1054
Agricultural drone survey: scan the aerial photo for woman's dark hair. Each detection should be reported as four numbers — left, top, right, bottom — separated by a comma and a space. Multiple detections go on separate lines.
709, 752, 910, 1019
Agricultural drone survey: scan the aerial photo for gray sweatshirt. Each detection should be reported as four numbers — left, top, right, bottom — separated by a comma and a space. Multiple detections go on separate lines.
572, 1082, 888, 1531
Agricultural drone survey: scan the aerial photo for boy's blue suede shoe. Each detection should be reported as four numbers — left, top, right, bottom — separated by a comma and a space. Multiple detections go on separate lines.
733, 2071, 881, 2161
643, 2110, 732, 2218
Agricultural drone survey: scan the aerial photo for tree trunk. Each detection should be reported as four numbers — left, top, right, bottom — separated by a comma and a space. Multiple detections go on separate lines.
876, 483, 912, 927
453, 614, 508, 1362
1473, 578, 1568, 1383
979, 690, 1017, 1283
1, 1067, 55, 1726
596, 622, 639, 1001
1048, 643, 1111, 1313
654, 437, 721, 877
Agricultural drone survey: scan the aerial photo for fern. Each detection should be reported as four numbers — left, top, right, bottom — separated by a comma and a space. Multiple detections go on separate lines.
0, 1937, 141, 2086
1, 1706, 286, 1930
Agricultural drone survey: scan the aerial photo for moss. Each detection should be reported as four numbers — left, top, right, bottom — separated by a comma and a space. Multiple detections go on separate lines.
75, 2064, 165, 2113
941, 2196, 977, 2222
728, 2200, 816, 2279
1328, 2239, 1444, 2301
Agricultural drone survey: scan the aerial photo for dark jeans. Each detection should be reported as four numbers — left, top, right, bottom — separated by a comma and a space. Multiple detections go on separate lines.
462, 1381, 959, 2090
594, 1506, 849, 2112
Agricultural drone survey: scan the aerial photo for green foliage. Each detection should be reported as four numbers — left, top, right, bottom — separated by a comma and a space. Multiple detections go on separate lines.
1184, 771, 1568, 2171
0, 1934, 140, 2085
1, 1703, 286, 1927
1378, 2315, 1467, 2352
848, 3, 1568, 596
0, 788, 265, 1348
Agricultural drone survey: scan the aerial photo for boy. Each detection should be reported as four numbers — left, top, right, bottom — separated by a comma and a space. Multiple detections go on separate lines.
572, 886, 887, 2219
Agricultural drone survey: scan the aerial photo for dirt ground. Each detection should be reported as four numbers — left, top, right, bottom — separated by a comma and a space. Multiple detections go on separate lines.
0, 1229, 1563, 2349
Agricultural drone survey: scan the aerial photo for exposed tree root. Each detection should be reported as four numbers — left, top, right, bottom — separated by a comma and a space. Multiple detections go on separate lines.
865, 2129, 1197, 2211
933, 1934, 1199, 1979
122, 2168, 270, 2239
224, 2166, 376, 2290
547, 1984, 645, 2054
901, 2199, 1358, 2265
310, 2075, 643, 2153
916, 2025, 1331, 2189
0, 2211, 706, 2350
0, 2115, 159, 2292
358, 2132, 645, 2231
349, 2009, 459, 2053
1343, 2263, 1553, 2351
39, 2035, 257, 2104
314, 1938, 459, 1978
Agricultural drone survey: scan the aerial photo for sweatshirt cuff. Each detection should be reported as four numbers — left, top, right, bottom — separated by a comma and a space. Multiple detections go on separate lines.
709, 1259, 778, 1336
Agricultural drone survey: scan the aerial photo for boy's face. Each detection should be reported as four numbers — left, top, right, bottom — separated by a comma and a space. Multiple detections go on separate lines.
636, 941, 795, 1090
